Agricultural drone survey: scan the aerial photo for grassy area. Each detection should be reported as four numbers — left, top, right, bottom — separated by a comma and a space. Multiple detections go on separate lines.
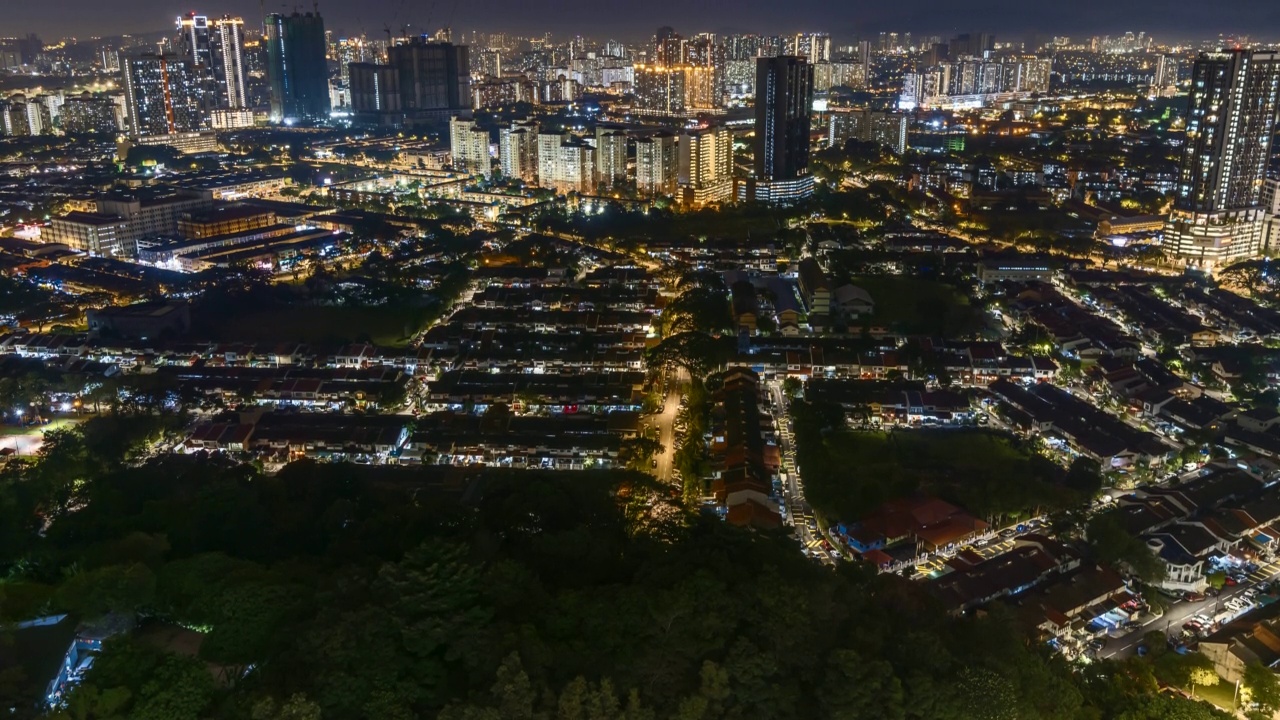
0, 417, 83, 437
849, 275, 989, 338
791, 403, 1073, 523
1188, 678, 1236, 713
195, 305, 432, 347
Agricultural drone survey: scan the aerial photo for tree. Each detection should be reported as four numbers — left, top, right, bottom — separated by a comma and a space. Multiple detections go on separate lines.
781, 377, 802, 398
661, 286, 731, 336
252, 693, 323, 720
644, 332, 728, 382
1064, 456, 1104, 500
1087, 510, 1167, 584
1244, 662, 1280, 714
818, 650, 904, 720
618, 436, 663, 471
1187, 664, 1220, 698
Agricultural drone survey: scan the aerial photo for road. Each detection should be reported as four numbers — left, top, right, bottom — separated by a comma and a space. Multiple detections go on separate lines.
652, 379, 683, 486
1102, 561, 1280, 661
767, 380, 836, 566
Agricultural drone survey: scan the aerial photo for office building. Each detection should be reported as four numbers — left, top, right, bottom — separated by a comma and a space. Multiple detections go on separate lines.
635, 132, 678, 197
499, 119, 539, 182
1164, 50, 1280, 268
449, 116, 491, 176
48, 190, 213, 257
679, 124, 734, 206
210, 108, 255, 129
122, 53, 205, 137
594, 126, 629, 187
265, 11, 331, 124
45, 212, 133, 256
742, 55, 814, 203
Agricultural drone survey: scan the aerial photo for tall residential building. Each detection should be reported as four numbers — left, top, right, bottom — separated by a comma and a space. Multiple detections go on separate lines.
175, 13, 213, 69
901, 55, 1050, 109
829, 109, 908, 154
857, 40, 872, 88
633, 64, 686, 116
337, 37, 369, 85
499, 119, 539, 182
1263, 177, 1280, 254
790, 33, 831, 62
176, 12, 245, 110
60, 92, 121, 134
211, 16, 248, 108
349, 63, 401, 125
679, 124, 734, 206
743, 55, 813, 203
635, 132, 678, 197
655, 26, 683, 66
265, 11, 331, 124
594, 126, 628, 187
536, 131, 596, 194
685, 34, 726, 108
388, 40, 471, 117
122, 53, 205, 137
449, 116, 491, 176
1164, 49, 1280, 268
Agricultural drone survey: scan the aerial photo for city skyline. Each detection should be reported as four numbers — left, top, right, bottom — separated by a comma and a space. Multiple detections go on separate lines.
6, 0, 1280, 44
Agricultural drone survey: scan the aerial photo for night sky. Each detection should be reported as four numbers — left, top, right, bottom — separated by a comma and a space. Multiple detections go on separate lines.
5, 0, 1280, 42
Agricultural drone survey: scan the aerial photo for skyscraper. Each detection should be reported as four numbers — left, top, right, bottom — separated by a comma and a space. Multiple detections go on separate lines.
211, 16, 248, 108
349, 62, 401, 125
744, 55, 814, 203
122, 53, 205, 137
369, 40, 471, 124
1164, 49, 1280, 267
265, 11, 331, 124
633, 64, 687, 116
175, 13, 213, 69
655, 26, 683, 66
